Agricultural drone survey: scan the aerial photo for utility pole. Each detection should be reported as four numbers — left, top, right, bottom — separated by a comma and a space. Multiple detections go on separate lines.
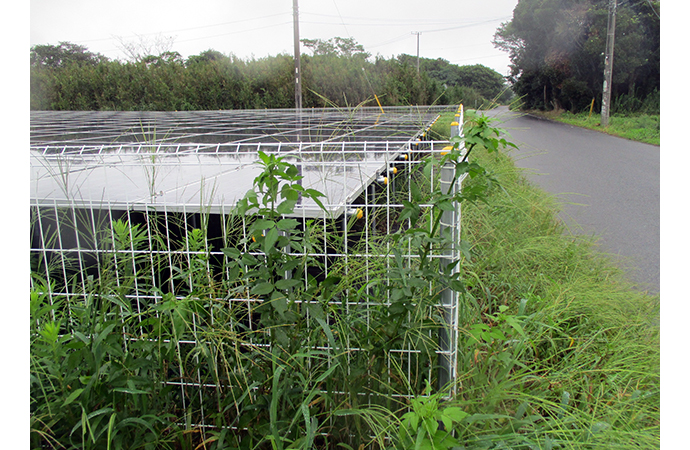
601, 0, 617, 127
411, 31, 421, 75
293, 0, 302, 110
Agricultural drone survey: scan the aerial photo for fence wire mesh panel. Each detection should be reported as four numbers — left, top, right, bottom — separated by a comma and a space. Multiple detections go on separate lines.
30, 106, 466, 434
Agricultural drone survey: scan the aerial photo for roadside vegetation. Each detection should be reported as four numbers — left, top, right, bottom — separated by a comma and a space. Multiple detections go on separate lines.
30, 110, 659, 449
531, 109, 660, 145
433, 111, 660, 448
30, 38, 509, 111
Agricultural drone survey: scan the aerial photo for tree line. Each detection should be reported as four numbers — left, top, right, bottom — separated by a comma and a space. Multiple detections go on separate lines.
30, 38, 509, 111
494, 0, 660, 114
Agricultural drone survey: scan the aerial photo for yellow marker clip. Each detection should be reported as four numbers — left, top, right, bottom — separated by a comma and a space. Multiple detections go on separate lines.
348, 208, 364, 219
440, 145, 453, 156
356, 208, 364, 219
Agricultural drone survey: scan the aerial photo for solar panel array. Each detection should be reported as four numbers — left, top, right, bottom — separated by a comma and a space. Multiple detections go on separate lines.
30, 106, 449, 146
31, 106, 452, 217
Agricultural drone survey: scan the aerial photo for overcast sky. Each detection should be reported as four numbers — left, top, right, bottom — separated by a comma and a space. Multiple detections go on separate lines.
30, 0, 519, 75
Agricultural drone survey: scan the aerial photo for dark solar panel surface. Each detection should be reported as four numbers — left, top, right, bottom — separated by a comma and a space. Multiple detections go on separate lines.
30, 106, 453, 216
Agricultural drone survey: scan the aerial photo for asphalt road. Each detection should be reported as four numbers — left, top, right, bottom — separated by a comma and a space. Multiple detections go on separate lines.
484, 106, 660, 294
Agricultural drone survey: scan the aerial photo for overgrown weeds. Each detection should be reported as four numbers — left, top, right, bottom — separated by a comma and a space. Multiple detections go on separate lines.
446, 117, 660, 448
30, 109, 659, 449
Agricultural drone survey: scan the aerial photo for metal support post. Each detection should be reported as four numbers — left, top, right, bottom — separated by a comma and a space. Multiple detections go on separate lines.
437, 116, 462, 395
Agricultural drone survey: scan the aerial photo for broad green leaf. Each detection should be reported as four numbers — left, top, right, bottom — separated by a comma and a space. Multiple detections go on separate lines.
437, 200, 455, 211
275, 278, 300, 290
304, 188, 325, 198
244, 189, 258, 204
282, 186, 300, 201
274, 327, 289, 347
276, 218, 299, 231
281, 259, 302, 272
251, 282, 274, 296
285, 164, 300, 178
263, 227, 279, 253
113, 387, 149, 395
505, 316, 526, 337
257, 150, 270, 164
241, 253, 258, 265
440, 415, 453, 433
270, 292, 288, 316
221, 247, 241, 259
305, 302, 325, 321
62, 388, 84, 407
252, 218, 275, 230
442, 406, 469, 422
277, 199, 297, 215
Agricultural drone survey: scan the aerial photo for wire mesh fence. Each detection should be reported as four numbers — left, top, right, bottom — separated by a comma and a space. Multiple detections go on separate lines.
30, 106, 466, 434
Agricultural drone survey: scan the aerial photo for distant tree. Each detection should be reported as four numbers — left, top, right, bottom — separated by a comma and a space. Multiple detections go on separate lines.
185, 50, 247, 109
397, 55, 509, 103
140, 51, 184, 68
30, 42, 108, 68
301, 37, 370, 60
300, 37, 373, 107
494, 0, 660, 112
453, 64, 507, 100
115, 34, 177, 63
186, 49, 231, 66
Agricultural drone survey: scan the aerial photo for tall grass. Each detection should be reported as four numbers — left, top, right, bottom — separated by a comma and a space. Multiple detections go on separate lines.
431, 111, 660, 448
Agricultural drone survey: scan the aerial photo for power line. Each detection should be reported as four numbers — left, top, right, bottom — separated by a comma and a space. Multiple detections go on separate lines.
97, 21, 293, 57
77, 13, 291, 43
300, 16, 509, 32
418, 17, 510, 34
331, 0, 352, 38
173, 22, 293, 44
302, 11, 486, 26
448, 54, 507, 64
367, 33, 411, 49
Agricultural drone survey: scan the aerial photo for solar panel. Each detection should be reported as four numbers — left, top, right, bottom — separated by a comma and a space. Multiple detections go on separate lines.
31, 106, 452, 217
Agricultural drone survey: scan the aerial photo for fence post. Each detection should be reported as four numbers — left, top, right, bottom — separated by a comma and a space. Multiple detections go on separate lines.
437, 106, 463, 397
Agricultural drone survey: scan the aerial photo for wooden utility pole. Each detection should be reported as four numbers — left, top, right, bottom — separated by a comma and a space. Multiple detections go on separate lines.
601, 0, 617, 127
293, 0, 302, 110
411, 31, 421, 74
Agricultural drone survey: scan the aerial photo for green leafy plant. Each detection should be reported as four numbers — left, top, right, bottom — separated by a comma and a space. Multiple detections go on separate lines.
397, 381, 468, 450
30, 276, 180, 450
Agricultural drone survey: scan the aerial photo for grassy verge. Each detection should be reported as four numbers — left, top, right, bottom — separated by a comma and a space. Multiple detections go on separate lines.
430, 110, 660, 448
525, 110, 660, 145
